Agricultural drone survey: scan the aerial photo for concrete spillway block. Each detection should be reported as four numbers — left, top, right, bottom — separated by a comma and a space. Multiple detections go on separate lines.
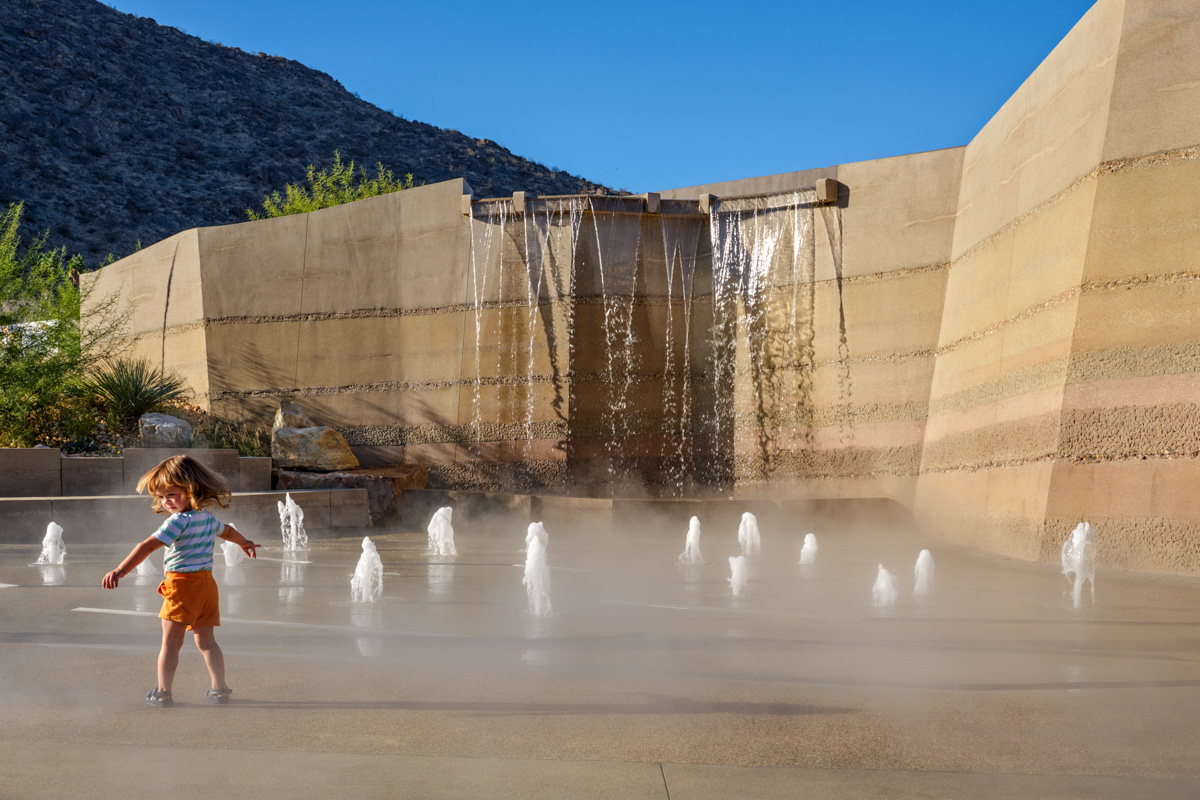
61, 457, 123, 496
239, 457, 272, 492
0, 448, 61, 497
815, 177, 839, 204
461, 193, 473, 216
699, 194, 716, 214
643, 192, 661, 213
511, 191, 528, 215
122, 448, 240, 494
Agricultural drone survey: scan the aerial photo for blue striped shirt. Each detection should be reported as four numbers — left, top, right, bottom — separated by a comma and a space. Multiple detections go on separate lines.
153, 510, 223, 573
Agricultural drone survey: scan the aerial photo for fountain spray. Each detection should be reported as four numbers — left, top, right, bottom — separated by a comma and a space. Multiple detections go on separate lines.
427, 506, 457, 556
738, 512, 761, 555
350, 537, 383, 604
914, 549, 935, 596
678, 516, 704, 565
872, 564, 898, 607
1061, 522, 1097, 609
35, 522, 65, 565
799, 532, 818, 565
277, 492, 307, 551
728, 555, 748, 596
523, 522, 552, 617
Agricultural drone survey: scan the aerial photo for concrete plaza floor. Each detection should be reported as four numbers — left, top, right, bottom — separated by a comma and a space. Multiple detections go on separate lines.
2, 511, 1199, 799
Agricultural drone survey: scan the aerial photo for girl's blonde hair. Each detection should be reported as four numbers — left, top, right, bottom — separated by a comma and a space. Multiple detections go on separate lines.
136, 455, 231, 513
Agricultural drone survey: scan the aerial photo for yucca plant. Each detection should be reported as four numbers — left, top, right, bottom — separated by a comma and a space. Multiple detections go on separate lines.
84, 358, 188, 430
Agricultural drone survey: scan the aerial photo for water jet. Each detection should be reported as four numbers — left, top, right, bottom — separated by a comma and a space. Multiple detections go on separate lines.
914, 549, 934, 596
523, 522, 552, 617
678, 516, 704, 565
1062, 522, 1096, 609
350, 537, 383, 604
872, 564, 898, 607
799, 532, 818, 566
35, 522, 65, 566
728, 555, 748, 597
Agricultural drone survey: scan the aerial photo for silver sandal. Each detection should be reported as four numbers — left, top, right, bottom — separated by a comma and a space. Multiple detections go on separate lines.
205, 688, 233, 704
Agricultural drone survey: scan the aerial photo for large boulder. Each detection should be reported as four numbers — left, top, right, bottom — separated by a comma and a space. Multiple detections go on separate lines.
139, 413, 193, 447
271, 426, 359, 471
273, 401, 315, 432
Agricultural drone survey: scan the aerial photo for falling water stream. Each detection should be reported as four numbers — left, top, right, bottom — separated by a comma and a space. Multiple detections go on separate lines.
709, 191, 818, 481
465, 188, 831, 495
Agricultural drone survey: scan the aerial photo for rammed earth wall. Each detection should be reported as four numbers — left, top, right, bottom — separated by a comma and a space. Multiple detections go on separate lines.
85, 0, 1200, 574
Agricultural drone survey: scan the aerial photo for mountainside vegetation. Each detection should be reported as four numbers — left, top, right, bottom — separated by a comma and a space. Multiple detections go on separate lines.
246, 151, 415, 220
0, 0, 609, 267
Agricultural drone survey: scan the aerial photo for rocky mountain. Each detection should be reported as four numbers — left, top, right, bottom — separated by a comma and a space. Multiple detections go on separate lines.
0, 0, 609, 266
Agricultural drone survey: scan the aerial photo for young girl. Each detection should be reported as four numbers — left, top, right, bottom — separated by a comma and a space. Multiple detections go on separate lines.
102, 455, 258, 707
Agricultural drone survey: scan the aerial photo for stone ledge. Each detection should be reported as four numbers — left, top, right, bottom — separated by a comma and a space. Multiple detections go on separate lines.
274, 465, 427, 527
0, 489, 369, 545
397, 489, 534, 534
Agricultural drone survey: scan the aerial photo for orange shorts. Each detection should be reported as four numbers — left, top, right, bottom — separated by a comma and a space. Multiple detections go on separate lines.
158, 571, 220, 630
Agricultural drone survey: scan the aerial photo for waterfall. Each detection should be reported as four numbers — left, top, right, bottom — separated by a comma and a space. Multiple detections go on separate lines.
707, 190, 817, 482
468, 197, 581, 489
464, 188, 821, 495
657, 203, 703, 494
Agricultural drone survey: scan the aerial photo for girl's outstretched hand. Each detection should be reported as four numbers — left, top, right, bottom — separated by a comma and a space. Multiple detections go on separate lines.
240, 540, 259, 559
101, 569, 122, 589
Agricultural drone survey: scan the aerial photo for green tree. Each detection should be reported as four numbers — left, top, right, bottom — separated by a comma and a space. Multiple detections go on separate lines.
0, 202, 124, 447
246, 151, 415, 220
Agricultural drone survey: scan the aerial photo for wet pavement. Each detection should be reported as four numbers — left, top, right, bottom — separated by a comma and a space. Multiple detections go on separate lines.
3, 515, 1199, 799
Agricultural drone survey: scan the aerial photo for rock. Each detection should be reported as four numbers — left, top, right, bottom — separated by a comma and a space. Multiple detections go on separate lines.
273, 401, 314, 432
139, 413, 193, 447
271, 426, 359, 471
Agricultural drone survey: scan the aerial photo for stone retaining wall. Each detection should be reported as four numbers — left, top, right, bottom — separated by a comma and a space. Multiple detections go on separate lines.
0, 448, 271, 497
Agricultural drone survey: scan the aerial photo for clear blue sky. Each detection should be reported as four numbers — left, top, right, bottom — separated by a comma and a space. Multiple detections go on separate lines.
102, 0, 1098, 193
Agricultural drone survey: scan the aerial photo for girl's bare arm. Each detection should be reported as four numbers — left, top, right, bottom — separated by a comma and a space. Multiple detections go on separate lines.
101, 536, 165, 589
218, 524, 259, 558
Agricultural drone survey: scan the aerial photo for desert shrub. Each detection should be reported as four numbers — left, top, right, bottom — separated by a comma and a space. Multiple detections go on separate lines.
191, 419, 271, 458
161, 400, 271, 457
246, 151, 415, 220
83, 357, 188, 430
0, 202, 123, 447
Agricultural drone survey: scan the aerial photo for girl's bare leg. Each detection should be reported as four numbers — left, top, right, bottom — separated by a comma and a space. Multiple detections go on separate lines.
192, 626, 227, 690
157, 619, 188, 692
